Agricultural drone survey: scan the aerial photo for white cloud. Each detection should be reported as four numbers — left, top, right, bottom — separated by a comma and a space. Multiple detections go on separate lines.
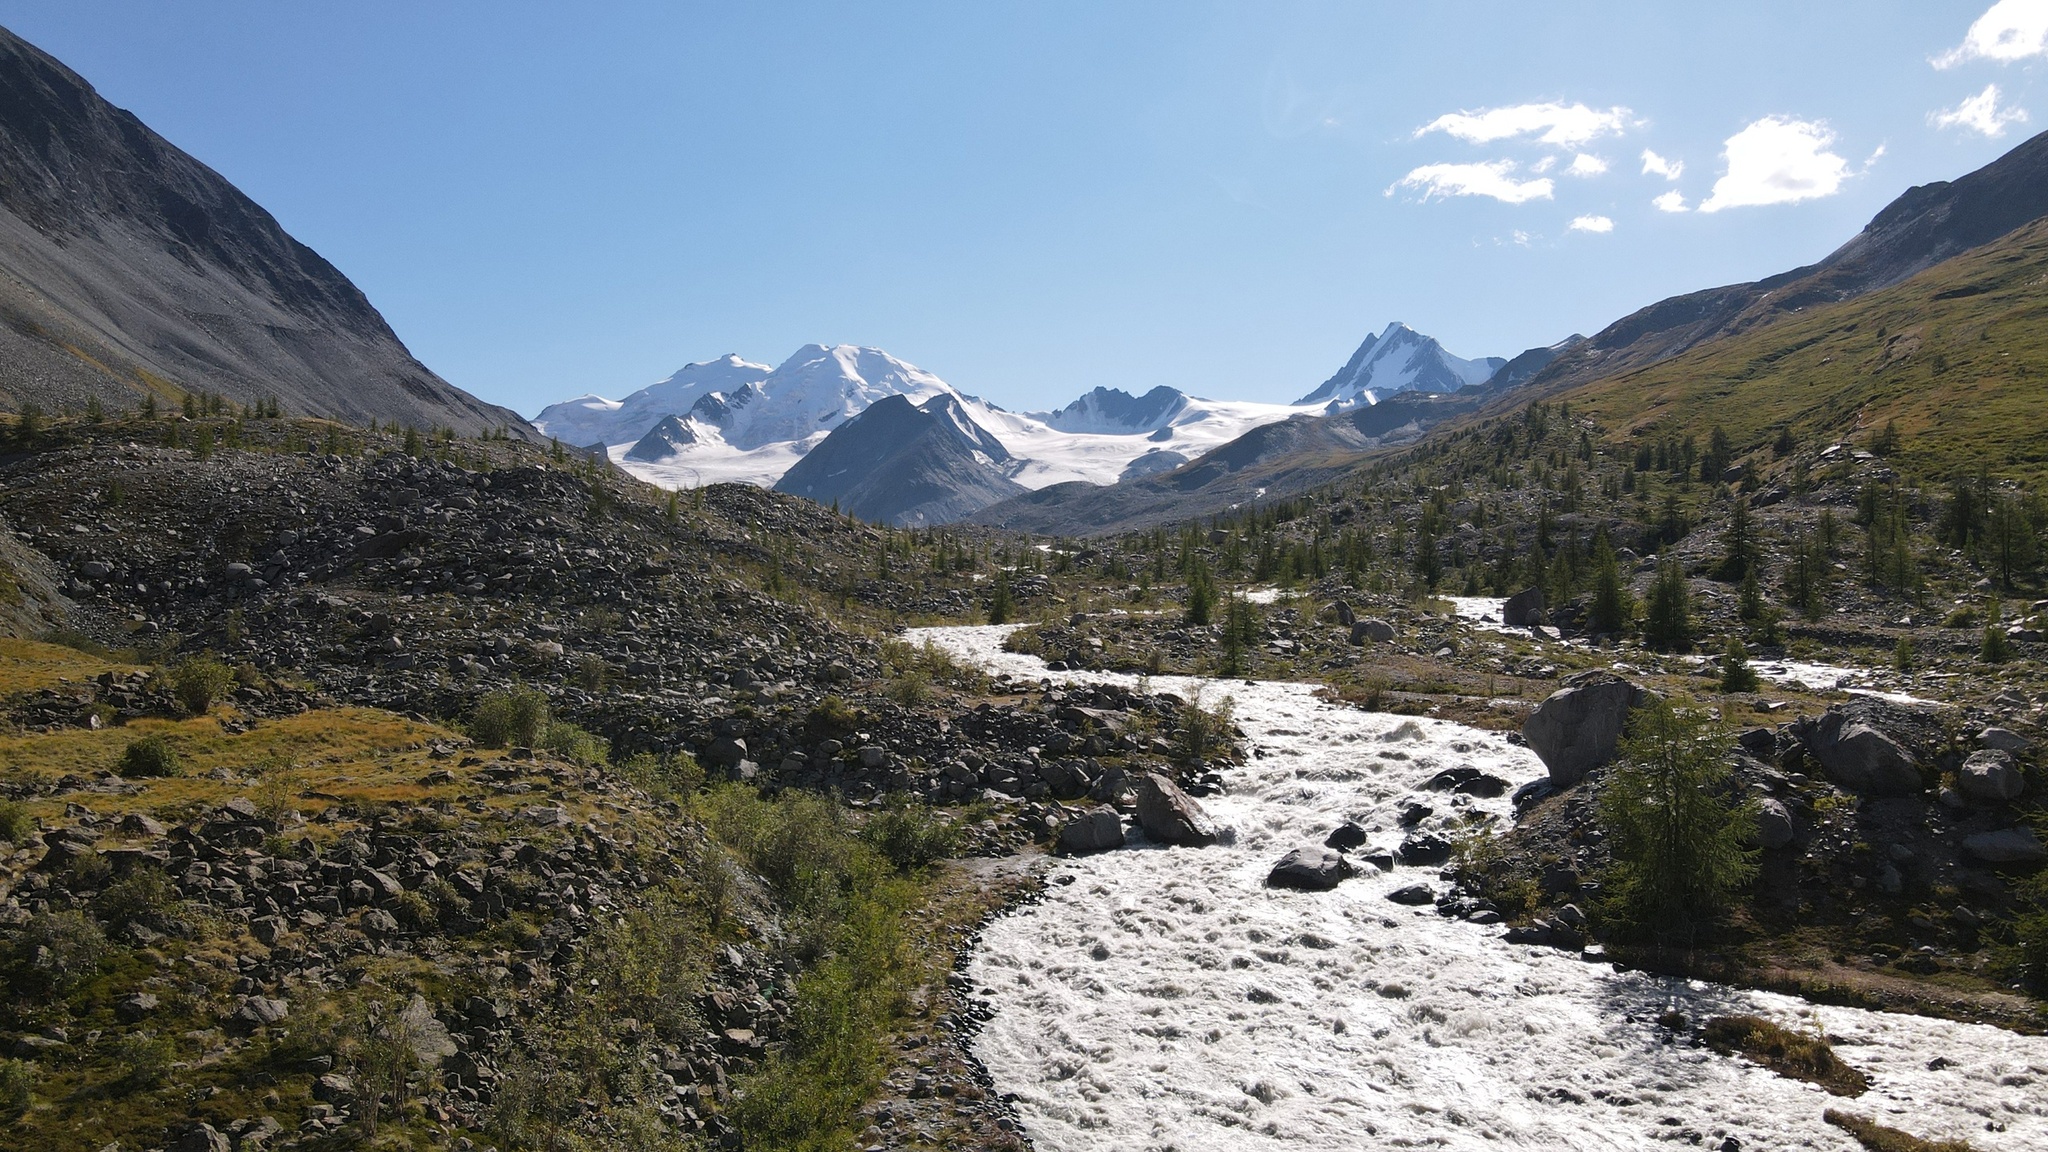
1416, 101, 1633, 148
1934, 0, 2048, 67
1699, 117, 1850, 213
1931, 83, 2030, 136
1652, 190, 1689, 212
1567, 153, 1609, 177
1391, 160, 1555, 204
1568, 214, 1615, 233
1640, 149, 1683, 180
1531, 155, 1558, 174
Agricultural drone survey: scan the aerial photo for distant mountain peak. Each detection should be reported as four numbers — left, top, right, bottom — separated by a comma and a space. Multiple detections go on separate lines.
1297, 323, 1503, 409
1036, 385, 1190, 434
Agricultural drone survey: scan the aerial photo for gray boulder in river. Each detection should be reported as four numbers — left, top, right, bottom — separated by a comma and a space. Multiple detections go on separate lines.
1135, 772, 1220, 846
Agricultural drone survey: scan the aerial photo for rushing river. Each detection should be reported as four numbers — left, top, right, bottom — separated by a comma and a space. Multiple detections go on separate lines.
907, 625, 2048, 1152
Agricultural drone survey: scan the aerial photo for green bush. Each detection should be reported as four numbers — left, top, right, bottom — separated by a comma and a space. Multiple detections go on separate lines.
540, 720, 608, 767
0, 1058, 34, 1120
6, 909, 108, 995
1597, 701, 1759, 937
168, 655, 235, 714
94, 867, 180, 930
470, 686, 549, 748
806, 695, 859, 743
0, 800, 33, 845
861, 798, 961, 872
1719, 637, 1761, 693
617, 752, 704, 801
118, 733, 181, 778
108, 1033, 176, 1094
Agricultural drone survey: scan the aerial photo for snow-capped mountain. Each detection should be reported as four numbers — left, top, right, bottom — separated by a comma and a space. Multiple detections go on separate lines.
1036, 385, 1189, 434
774, 393, 1025, 526
1296, 322, 1504, 412
533, 353, 771, 448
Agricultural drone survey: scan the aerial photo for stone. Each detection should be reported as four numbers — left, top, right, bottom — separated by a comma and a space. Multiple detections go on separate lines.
1396, 832, 1452, 865
115, 992, 160, 1023
1963, 827, 2046, 865
1322, 821, 1368, 852
1386, 884, 1435, 905
1958, 748, 2026, 805
1349, 617, 1395, 645
1522, 671, 1652, 787
1979, 727, 2031, 754
225, 996, 289, 1034
1133, 772, 1220, 846
703, 737, 748, 770
1754, 799, 1796, 850
250, 916, 288, 945
1791, 704, 1925, 796
1265, 846, 1356, 891
313, 1072, 355, 1102
1056, 807, 1125, 855
1502, 587, 1545, 627
171, 1123, 231, 1152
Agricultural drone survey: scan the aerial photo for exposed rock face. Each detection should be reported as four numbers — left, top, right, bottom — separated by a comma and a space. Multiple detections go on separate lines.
1502, 587, 1545, 627
774, 393, 1024, 526
1958, 748, 2026, 805
1790, 699, 1936, 796
1057, 806, 1125, 855
1133, 772, 1220, 846
0, 28, 530, 434
1521, 670, 1652, 787
1265, 846, 1356, 891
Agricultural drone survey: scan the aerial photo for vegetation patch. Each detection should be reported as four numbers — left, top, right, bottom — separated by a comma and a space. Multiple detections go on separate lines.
1823, 1109, 1977, 1152
1700, 1014, 1870, 1096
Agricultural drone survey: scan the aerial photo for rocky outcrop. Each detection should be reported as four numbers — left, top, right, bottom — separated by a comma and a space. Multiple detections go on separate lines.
1962, 827, 2046, 865
1958, 748, 2026, 805
1522, 670, 1653, 787
1502, 587, 1545, 627
1057, 806, 1125, 854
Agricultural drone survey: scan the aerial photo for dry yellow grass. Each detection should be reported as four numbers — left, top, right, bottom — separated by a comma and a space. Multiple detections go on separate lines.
0, 636, 144, 694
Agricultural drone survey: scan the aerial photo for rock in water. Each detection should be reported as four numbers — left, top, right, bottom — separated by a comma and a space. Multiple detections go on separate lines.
1134, 772, 1220, 846
1502, 586, 1545, 627
1266, 846, 1356, 891
1522, 670, 1652, 787
1057, 806, 1125, 854
1323, 821, 1369, 851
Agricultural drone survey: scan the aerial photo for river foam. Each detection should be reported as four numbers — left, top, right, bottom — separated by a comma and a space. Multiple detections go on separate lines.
910, 624, 2048, 1152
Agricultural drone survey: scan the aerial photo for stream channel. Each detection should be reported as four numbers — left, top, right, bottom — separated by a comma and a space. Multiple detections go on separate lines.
906, 624, 2048, 1152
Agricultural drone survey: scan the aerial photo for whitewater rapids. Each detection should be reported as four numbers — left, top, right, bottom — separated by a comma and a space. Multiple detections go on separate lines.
907, 625, 2048, 1152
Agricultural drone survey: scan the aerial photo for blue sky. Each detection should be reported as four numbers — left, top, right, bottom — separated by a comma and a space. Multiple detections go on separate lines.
0, 2, 2042, 414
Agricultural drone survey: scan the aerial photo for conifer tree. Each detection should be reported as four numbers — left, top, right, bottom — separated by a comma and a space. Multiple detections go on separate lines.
1599, 702, 1759, 936
1589, 533, 1633, 636
1643, 556, 1693, 652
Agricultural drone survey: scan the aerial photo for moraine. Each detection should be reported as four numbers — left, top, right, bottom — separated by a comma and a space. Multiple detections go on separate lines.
908, 624, 2048, 1152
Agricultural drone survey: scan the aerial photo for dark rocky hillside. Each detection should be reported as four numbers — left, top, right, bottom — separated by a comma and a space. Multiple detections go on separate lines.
0, 26, 529, 435
776, 394, 1024, 527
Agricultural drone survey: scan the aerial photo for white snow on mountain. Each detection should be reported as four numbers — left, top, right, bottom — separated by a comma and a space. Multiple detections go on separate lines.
1296, 322, 1504, 412
532, 324, 1502, 497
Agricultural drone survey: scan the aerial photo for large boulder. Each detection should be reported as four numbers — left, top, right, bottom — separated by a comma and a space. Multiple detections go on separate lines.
1134, 772, 1220, 846
1753, 798, 1796, 850
1790, 700, 1931, 796
1522, 670, 1653, 787
1963, 827, 2046, 865
1349, 617, 1395, 645
1266, 846, 1356, 891
1057, 806, 1125, 855
1958, 748, 2026, 805
1502, 587, 1545, 627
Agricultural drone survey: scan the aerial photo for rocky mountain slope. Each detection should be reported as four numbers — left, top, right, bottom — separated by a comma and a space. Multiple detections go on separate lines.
1526, 127, 2048, 398
774, 392, 1026, 526
0, 27, 527, 435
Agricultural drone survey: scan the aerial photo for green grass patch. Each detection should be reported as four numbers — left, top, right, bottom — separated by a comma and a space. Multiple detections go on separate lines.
1702, 1014, 1870, 1096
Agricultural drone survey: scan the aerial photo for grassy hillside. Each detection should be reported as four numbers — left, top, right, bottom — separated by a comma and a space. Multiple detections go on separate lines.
1565, 215, 2048, 488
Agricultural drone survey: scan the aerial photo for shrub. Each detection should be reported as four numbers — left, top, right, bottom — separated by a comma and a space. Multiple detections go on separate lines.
1597, 702, 1758, 936
0, 800, 33, 845
1703, 1015, 1868, 1096
1823, 1110, 1976, 1152
0, 1058, 34, 1120
94, 867, 180, 929
7, 909, 108, 995
617, 752, 704, 801
108, 1033, 176, 1094
541, 720, 608, 767
806, 695, 859, 743
470, 686, 549, 748
168, 655, 235, 714
861, 798, 961, 872
119, 733, 181, 778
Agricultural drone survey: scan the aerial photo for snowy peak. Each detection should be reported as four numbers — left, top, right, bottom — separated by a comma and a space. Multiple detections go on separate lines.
1296, 323, 1504, 410
773, 392, 1023, 525
1036, 385, 1190, 434
532, 353, 771, 448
